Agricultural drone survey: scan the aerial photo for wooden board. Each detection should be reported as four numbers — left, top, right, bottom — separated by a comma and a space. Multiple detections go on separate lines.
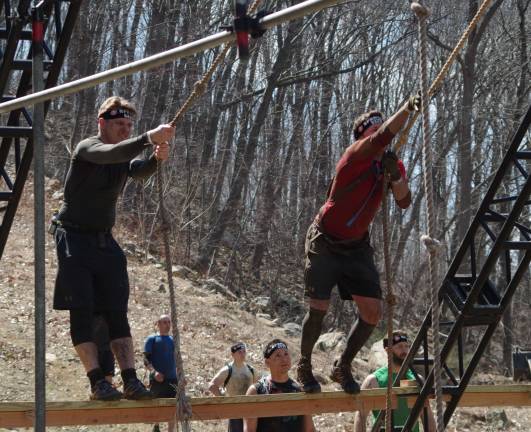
0, 385, 529, 428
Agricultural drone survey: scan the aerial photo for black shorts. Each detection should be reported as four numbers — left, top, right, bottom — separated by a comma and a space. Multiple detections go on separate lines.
304, 223, 381, 300
53, 228, 130, 311
149, 376, 177, 398
228, 419, 243, 432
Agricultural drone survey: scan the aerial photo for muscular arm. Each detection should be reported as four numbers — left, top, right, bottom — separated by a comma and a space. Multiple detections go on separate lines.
243, 385, 258, 432
75, 134, 151, 164
354, 374, 379, 432
391, 177, 411, 208
207, 367, 229, 396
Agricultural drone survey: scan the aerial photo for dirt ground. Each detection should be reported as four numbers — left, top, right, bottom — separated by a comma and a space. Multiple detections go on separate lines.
0, 178, 529, 431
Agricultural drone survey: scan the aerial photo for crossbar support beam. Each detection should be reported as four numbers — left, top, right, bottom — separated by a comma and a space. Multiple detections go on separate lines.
0, 386, 529, 428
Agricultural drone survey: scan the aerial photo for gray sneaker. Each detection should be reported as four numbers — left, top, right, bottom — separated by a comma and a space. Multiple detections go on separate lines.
123, 377, 153, 400
90, 379, 123, 401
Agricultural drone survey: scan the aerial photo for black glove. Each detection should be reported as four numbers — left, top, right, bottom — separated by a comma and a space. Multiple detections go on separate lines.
407, 91, 421, 112
381, 150, 401, 181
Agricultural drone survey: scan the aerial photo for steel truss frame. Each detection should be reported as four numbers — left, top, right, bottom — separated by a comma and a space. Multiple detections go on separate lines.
375, 105, 531, 432
0, 0, 80, 259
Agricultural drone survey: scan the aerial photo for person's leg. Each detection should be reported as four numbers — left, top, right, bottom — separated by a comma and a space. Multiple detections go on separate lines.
297, 300, 328, 392
70, 309, 122, 400
331, 296, 382, 394
228, 418, 243, 432
104, 310, 152, 400
297, 224, 340, 392
340, 295, 381, 364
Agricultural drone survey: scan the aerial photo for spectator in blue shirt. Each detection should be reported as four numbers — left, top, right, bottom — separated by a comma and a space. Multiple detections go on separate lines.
144, 314, 177, 397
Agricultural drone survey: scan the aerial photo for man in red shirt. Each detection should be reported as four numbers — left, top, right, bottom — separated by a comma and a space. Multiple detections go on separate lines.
296, 95, 420, 394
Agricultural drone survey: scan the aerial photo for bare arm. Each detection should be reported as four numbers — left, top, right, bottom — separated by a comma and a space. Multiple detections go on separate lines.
354, 375, 379, 432
391, 177, 411, 208
207, 367, 229, 396
243, 385, 258, 432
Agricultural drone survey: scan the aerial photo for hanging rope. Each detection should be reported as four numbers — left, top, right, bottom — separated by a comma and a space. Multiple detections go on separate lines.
393, 0, 493, 153
411, 3, 444, 431
381, 189, 396, 432
154, 1, 263, 430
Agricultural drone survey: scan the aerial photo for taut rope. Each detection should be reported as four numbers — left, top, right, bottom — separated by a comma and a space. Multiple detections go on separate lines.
154, 1, 263, 430
411, 2, 444, 430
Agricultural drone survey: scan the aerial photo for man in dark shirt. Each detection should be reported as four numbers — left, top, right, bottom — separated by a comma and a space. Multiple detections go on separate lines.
53, 96, 175, 401
296, 95, 420, 395
244, 339, 315, 432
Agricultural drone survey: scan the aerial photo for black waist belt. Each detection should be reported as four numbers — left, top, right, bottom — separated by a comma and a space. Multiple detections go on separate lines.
56, 219, 111, 234
314, 223, 369, 247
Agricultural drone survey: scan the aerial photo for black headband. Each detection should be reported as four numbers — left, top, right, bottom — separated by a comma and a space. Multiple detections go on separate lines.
100, 107, 135, 120
384, 334, 408, 348
354, 114, 383, 139
231, 342, 246, 353
264, 342, 288, 358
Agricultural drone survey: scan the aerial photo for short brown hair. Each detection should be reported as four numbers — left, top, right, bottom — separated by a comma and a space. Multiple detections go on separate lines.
97, 96, 137, 118
352, 109, 383, 140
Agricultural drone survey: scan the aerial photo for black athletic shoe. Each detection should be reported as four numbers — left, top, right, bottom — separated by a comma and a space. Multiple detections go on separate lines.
296, 357, 321, 393
152, 424, 161, 432
330, 359, 360, 394
90, 379, 123, 401
123, 378, 153, 400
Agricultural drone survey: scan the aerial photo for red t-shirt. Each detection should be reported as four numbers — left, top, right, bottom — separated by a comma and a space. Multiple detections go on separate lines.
317, 126, 406, 240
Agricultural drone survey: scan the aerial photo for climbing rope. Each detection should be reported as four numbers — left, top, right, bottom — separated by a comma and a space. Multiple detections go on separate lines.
411, 2, 444, 431
381, 191, 396, 432
375, 1, 495, 430
154, 1, 263, 429
393, 0, 493, 153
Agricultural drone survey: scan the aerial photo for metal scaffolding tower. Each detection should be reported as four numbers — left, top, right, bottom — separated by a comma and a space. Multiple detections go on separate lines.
0, 0, 80, 259
377, 105, 531, 432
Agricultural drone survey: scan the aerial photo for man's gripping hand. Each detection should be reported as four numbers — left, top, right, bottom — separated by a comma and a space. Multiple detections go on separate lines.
148, 124, 174, 161
381, 150, 402, 182
406, 91, 421, 113
148, 124, 175, 144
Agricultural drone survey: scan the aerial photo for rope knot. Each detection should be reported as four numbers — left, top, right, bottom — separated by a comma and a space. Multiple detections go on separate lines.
420, 234, 442, 255
193, 80, 207, 96
385, 293, 397, 307
410, 2, 430, 19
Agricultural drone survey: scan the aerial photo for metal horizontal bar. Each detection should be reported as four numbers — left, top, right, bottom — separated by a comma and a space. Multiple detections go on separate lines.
491, 195, 531, 205
0, 385, 530, 428
0, 126, 32, 137
11, 59, 53, 71
0, 29, 32, 40
504, 241, 531, 250
0, 192, 13, 200
516, 151, 531, 159
0, 0, 347, 113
